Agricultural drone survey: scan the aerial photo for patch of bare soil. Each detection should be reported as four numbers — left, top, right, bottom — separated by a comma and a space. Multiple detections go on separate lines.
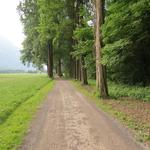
103, 99, 150, 124
102, 98, 150, 147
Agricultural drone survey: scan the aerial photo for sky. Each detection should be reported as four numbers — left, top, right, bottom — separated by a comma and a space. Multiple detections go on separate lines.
0, 0, 24, 48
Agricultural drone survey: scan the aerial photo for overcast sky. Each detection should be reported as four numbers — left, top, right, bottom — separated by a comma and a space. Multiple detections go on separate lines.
0, 0, 24, 48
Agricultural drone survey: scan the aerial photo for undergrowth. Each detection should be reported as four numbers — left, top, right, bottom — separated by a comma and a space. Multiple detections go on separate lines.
89, 80, 150, 101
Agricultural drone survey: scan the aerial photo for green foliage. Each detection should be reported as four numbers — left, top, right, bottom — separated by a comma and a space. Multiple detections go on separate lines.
102, 0, 150, 85
72, 4, 95, 79
73, 26, 95, 78
18, 0, 70, 71
102, 39, 132, 67
18, 0, 46, 68
73, 27, 94, 57
18, 0, 150, 85
109, 81, 150, 101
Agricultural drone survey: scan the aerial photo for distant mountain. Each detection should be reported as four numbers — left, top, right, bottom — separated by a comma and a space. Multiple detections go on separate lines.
0, 36, 33, 71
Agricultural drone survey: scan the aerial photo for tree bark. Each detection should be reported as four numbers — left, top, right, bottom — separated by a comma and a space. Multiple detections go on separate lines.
75, 59, 79, 80
95, 0, 108, 98
79, 59, 82, 81
47, 40, 53, 78
66, 0, 76, 78
57, 59, 62, 77
81, 55, 88, 85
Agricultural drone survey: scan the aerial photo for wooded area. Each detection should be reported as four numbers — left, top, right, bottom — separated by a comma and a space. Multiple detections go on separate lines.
18, 0, 150, 98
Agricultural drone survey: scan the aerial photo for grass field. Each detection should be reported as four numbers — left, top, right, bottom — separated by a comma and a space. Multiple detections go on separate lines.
0, 74, 55, 150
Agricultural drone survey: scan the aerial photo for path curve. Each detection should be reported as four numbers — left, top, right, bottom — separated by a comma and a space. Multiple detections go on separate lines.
20, 80, 147, 150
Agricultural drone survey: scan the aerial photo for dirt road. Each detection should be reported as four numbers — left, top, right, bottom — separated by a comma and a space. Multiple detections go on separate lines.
20, 80, 146, 150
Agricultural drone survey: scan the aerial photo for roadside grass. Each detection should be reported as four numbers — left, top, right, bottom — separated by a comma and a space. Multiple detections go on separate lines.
0, 74, 55, 150
89, 80, 150, 102
71, 80, 150, 147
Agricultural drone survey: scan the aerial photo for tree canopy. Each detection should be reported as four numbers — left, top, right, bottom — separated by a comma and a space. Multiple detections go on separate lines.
18, 0, 150, 97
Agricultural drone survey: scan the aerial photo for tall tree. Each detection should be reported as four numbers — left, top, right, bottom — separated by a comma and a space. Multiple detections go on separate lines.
75, 0, 89, 85
65, 0, 76, 78
95, 0, 108, 98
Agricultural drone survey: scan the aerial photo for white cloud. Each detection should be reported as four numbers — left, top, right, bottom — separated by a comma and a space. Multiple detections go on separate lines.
0, 0, 24, 48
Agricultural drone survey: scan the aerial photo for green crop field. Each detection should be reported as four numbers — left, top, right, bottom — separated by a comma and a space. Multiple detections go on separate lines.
0, 74, 55, 150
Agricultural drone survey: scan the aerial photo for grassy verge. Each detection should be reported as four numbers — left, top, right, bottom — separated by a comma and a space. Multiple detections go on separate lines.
0, 79, 55, 150
71, 80, 150, 147
89, 80, 150, 102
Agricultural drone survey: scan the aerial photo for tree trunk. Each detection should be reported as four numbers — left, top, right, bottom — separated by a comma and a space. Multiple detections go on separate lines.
47, 40, 53, 78
72, 59, 76, 79
69, 52, 76, 78
79, 59, 82, 81
75, 59, 78, 80
57, 59, 62, 77
95, 0, 108, 98
66, 0, 76, 79
55, 67, 57, 74
81, 55, 88, 85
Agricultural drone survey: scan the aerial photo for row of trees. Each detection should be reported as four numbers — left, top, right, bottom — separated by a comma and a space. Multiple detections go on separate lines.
18, 0, 150, 98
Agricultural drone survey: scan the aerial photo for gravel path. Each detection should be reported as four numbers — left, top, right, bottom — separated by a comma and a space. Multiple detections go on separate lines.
20, 80, 146, 150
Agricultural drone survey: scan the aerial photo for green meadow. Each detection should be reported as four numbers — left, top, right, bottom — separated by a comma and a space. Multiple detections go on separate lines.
0, 74, 54, 150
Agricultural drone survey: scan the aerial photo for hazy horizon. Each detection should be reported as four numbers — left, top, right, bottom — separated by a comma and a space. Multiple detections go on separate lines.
0, 35, 35, 71
0, 0, 24, 48
0, 1, 36, 71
